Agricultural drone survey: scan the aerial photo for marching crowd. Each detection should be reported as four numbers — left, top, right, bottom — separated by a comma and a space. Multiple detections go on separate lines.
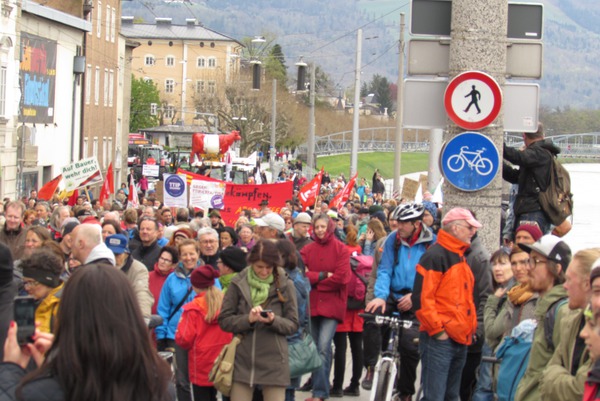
0, 126, 598, 401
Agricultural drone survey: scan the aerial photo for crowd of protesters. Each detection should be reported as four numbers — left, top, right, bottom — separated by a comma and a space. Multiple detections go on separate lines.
0, 156, 599, 401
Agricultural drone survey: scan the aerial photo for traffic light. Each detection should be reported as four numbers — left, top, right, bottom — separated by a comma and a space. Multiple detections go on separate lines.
251, 61, 261, 90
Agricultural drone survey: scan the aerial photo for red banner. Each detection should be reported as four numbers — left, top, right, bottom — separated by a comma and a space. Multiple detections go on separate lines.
38, 174, 62, 201
298, 168, 324, 211
330, 172, 358, 210
176, 168, 293, 226
98, 162, 114, 205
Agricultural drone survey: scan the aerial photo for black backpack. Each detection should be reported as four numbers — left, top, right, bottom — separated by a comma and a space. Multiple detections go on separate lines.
537, 152, 573, 226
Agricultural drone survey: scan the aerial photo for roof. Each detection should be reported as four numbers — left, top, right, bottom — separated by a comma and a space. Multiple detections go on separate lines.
120, 19, 242, 45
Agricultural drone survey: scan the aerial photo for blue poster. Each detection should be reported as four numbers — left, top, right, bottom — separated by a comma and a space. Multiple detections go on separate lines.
440, 132, 499, 191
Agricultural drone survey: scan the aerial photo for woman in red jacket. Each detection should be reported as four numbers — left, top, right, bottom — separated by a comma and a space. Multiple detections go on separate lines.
175, 265, 233, 401
300, 214, 351, 401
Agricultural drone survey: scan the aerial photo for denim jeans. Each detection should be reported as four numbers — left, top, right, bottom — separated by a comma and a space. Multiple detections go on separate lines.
471, 343, 494, 401
285, 377, 300, 401
419, 332, 467, 401
310, 316, 338, 399
516, 210, 551, 235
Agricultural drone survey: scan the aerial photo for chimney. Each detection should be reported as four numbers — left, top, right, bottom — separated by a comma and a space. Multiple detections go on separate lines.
186, 18, 197, 27
155, 18, 172, 26
121, 16, 134, 25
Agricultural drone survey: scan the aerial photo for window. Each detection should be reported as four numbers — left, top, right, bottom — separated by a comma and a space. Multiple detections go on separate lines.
102, 137, 107, 168
83, 137, 88, 159
144, 55, 155, 66
196, 57, 205, 68
150, 103, 157, 116
0, 66, 6, 116
143, 77, 153, 83
105, 4, 110, 41
96, 1, 102, 38
94, 66, 100, 105
165, 79, 174, 93
103, 68, 109, 106
85, 64, 91, 105
207, 81, 216, 95
164, 105, 175, 119
111, 7, 116, 43
208, 57, 216, 68
108, 69, 114, 107
166, 56, 175, 67
195, 80, 204, 93
108, 138, 113, 165
93, 137, 98, 159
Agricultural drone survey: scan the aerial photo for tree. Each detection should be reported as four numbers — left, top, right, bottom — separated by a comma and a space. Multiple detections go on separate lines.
368, 74, 393, 114
129, 76, 160, 132
264, 44, 287, 83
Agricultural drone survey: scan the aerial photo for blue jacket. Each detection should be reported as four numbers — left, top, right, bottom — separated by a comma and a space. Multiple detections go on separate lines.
156, 262, 221, 340
374, 225, 436, 301
286, 267, 311, 344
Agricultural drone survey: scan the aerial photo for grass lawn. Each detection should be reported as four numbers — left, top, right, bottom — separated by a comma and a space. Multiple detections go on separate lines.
316, 152, 429, 180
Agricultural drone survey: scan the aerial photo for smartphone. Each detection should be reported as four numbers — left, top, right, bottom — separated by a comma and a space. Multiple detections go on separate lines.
260, 310, 272, 318
14, 296, 36, 346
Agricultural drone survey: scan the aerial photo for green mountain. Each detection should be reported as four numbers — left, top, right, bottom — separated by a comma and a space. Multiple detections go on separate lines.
122, 0, 600, 109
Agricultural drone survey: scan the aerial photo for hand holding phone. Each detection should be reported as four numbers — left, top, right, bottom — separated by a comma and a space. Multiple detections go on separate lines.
14, 296, 36, 346
260, 309, 273, 318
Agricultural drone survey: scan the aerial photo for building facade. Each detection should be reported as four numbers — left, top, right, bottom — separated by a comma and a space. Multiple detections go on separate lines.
121, 17, 243, 127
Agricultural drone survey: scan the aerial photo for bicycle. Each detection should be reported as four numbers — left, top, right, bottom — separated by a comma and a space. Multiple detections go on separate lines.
360, 312, 416, 401
447, 146, 493, 176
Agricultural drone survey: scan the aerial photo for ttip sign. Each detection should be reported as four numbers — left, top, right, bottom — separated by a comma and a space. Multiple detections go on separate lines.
444, 71, 502, 130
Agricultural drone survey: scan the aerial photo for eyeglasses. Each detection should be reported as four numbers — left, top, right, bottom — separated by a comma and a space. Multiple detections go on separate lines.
200, 240, 218, 245
529, 257, 547, 269
511, 259, 530, 267
23, 280, 40, 288
158, 257, 173, 264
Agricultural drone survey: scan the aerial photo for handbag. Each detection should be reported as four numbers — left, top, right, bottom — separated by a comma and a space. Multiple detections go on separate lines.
288, 295, 322, 378
209, 335, 241, 396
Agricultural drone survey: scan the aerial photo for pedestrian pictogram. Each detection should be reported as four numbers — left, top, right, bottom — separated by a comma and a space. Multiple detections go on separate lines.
444, 71, 502, 130
440, 132, 500, 191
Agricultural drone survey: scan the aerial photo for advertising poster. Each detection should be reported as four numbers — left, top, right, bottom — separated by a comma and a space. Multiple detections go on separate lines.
19, 32, 57, 124
190, 180, 226, 210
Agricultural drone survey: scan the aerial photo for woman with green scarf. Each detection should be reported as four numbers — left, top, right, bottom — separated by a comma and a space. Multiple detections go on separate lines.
219, 239, 299, 401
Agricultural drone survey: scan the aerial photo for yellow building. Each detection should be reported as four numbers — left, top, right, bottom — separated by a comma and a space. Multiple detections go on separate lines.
121, 17, 243, 127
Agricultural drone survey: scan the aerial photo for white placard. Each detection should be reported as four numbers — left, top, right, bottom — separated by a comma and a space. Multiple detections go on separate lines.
62, 157, 103, 191
143, 164, 160, 177
190, 180, 226, 210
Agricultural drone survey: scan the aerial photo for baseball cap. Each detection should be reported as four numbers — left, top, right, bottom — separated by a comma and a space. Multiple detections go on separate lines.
442, 208, 482, 228
518, 234, 572, 268
254, 213, 285, 232
105, 234, 130, 255
62, 220, 80, 237
209, 210, 221, 218
294, 212, 312, 225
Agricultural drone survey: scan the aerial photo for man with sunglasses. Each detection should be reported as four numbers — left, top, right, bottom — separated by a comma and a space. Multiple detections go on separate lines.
514, 235, 572, 401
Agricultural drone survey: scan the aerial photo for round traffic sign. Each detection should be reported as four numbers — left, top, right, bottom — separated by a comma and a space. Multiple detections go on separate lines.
439, 132, 500, 191
444, 71, 502, 130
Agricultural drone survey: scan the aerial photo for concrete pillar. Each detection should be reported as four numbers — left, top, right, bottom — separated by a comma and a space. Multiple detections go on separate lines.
444, 0, 507, 251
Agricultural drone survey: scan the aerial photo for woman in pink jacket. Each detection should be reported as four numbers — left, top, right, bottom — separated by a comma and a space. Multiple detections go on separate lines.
300, 214, 351, 401
175, 265, 232, 401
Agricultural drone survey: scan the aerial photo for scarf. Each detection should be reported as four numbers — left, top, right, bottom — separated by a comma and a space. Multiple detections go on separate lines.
507, 283, 534, 306
247, 267, 273, 307
219, 273, 236, 293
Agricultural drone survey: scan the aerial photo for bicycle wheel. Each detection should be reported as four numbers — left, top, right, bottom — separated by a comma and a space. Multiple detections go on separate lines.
447, 154, 464, 172
374, 360, 394, 401
476, 157, 494, 176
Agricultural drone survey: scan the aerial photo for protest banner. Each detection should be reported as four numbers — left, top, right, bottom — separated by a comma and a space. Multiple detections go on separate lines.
62, 157, 103, 191
190, 180, 227, 210
401, 178, 419, 201
163, 173, 188, 208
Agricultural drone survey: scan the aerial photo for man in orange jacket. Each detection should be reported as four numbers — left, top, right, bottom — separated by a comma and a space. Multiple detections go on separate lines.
412, 208, 480, 401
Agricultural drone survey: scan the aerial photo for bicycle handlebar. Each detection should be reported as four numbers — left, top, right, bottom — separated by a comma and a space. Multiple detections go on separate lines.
359, 313, 414, 329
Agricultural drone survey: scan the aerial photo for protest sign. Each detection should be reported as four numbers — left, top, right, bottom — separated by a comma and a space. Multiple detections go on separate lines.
163, 173, 188, 208
62, 157, 102, 191
190, 180, 227, 210
143, 164, 160, 177
401, 178, 419, 201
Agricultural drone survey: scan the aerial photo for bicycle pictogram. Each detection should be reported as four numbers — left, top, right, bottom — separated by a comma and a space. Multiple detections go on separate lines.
446, 146, 493, 176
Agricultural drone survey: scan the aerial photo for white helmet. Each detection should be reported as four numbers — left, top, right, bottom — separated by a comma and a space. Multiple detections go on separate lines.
390, 203, 425, 222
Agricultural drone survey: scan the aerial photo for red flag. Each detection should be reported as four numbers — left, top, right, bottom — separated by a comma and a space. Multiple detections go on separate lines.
127, 173, 139, 209
298, 167, 324, 211
67, 189, 79, 206
98, 162, 114, 205
329, 172, 358, 210
38, 174, 62, 201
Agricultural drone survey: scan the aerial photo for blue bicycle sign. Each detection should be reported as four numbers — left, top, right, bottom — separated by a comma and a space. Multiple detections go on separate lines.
440, 132, 499, 191
447, 146, 494, 176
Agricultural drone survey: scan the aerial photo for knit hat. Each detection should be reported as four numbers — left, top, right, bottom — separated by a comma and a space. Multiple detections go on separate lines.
219, 247, 247, 273
209, 210, 221, 218
422, 201, 437, 218
368, 205, 383, 215
515, 224, 543, 242
173, 227, 195, 240
190, 265, 220, 289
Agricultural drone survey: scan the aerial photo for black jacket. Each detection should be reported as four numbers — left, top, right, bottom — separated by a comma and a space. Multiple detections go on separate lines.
0, 363, 64, 401
465, 235, 493, 353
131, 240, 162, 271
503, 139, 561, 216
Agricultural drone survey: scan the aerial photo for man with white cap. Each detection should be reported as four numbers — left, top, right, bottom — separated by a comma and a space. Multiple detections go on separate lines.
253, 212, 286, 239
412, 207, 480, 401
515, 234, 572, 401
286, 212, 313, 251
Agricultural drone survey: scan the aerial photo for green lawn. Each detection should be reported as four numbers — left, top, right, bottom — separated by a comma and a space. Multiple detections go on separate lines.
317, 152, 429, 180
